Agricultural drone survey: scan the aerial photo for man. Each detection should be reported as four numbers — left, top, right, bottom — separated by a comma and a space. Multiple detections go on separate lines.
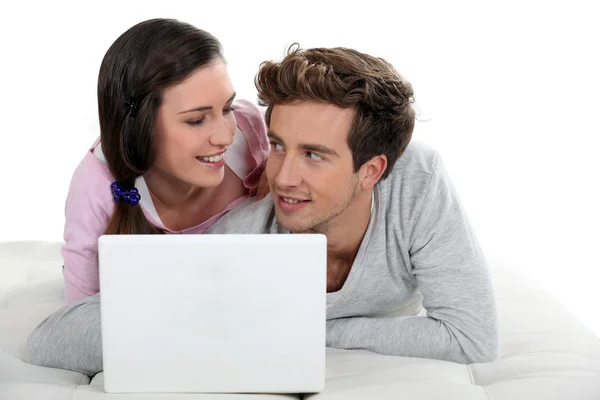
25, 46, 498, 376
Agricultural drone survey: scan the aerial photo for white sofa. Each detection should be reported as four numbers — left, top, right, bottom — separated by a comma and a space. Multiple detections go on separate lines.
1, 241, 600, 400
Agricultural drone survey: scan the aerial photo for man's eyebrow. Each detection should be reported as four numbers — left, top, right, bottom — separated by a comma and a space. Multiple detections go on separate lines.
267, 130, 284, 143
300, 144, 339, 157
177, 92, 236, 114
268, 130, 339, 157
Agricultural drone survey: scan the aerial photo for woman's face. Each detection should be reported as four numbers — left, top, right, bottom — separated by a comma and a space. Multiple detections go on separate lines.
151, 59, 237, 188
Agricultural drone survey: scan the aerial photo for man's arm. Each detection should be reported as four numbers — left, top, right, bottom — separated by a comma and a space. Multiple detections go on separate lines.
24, 293, 103, 376
24, 196, 276, 376
327, 154, 499, 364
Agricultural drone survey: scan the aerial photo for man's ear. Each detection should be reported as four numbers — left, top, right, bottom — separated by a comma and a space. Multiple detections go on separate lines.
358, 155, 387, 190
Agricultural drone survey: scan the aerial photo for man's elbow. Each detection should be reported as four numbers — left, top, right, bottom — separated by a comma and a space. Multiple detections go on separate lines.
467, 339, 499, 364
444, 320, 500, 364
461, 329, 500, 364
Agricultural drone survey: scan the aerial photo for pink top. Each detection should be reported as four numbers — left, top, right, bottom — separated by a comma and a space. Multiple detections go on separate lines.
62, 99, 269, 304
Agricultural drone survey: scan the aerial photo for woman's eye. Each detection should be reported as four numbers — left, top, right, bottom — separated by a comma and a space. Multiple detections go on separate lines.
223, 106, 235, 115
187, 118, 205, 127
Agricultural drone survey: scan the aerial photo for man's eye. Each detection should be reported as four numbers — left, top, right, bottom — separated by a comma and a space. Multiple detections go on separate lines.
307, 152, 323, 161
270, 142, 284, 151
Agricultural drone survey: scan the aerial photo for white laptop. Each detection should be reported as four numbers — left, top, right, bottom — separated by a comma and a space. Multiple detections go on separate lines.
97, 234, 326, 394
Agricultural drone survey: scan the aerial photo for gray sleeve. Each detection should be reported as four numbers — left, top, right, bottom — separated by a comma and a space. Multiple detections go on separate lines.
22, 197, 276, 377
24, 293, 103, 376
327, 154, 499, 364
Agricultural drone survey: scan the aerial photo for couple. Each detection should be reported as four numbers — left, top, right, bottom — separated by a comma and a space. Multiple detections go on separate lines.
25, 18, 499, 376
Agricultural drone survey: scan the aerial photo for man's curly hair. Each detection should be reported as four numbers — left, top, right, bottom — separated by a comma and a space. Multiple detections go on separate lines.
255, 45, 416, 179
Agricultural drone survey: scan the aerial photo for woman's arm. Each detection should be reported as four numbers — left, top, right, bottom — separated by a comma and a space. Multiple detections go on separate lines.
62, 152, 114, 304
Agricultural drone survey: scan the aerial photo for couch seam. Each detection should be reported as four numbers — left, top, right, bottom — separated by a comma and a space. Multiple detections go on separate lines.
465, 365, 475, 385
68, 383, 77, 400
68, 377, 88, 400
3, 288, 12, 309
483, 385, 492, 400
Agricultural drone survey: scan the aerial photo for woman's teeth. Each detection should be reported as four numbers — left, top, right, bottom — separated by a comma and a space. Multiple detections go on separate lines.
282, 197, 300, 204
197, 153, 225, 163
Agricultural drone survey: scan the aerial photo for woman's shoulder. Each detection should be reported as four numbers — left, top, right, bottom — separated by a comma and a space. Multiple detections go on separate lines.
232, 99, 268, 141
232, 98, 265, 120
66, 139, 115, 208
230, 99, 270, 188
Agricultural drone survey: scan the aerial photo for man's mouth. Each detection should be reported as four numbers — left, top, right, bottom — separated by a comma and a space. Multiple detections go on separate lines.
277, 194, 311, 212
279, 194, 309, 203
281, 197, 302, 204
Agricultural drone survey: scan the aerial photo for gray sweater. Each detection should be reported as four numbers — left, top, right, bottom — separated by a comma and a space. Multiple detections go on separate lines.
25, 141, 499, 376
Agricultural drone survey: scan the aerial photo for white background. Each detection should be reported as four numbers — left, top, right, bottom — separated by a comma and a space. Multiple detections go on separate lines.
0, 1, 598, 336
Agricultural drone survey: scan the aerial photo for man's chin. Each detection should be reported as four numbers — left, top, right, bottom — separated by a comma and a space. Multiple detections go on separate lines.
275, 217, 300, 233
274, 210, 309, 233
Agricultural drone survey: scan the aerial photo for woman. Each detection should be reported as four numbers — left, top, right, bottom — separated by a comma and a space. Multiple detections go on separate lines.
63, 18, 269, 304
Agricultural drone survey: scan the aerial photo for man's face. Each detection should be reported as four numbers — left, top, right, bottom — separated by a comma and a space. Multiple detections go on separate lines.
266, 101, 360, 233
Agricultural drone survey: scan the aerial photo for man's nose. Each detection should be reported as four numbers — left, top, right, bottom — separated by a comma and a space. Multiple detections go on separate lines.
274, 155, 302, 188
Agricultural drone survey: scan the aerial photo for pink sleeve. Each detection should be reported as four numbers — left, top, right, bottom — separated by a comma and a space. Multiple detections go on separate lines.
61, 153, 115, 304
232, 99, 270, 189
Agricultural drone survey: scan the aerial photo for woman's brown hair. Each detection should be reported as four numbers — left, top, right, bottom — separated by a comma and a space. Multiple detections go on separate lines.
98, 18, 223, 234
255, 45, 416, 179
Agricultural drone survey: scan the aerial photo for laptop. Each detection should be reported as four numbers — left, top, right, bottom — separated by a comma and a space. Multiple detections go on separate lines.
97, 234, 327, 394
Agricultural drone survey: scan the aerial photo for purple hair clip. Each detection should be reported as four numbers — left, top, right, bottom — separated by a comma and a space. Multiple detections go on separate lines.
111, 182, 141, 206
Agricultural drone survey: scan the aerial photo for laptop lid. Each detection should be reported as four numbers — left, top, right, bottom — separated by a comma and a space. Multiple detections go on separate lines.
98, 234, 326, 394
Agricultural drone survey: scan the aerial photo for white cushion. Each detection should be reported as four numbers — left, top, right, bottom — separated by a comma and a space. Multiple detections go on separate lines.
1, 241, 599, 399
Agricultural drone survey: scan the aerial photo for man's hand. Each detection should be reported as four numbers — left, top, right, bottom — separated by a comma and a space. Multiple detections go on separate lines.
249, 169, 270, 200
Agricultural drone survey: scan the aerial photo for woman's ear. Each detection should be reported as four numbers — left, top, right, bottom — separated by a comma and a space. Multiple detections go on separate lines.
358, 155, 387, 190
